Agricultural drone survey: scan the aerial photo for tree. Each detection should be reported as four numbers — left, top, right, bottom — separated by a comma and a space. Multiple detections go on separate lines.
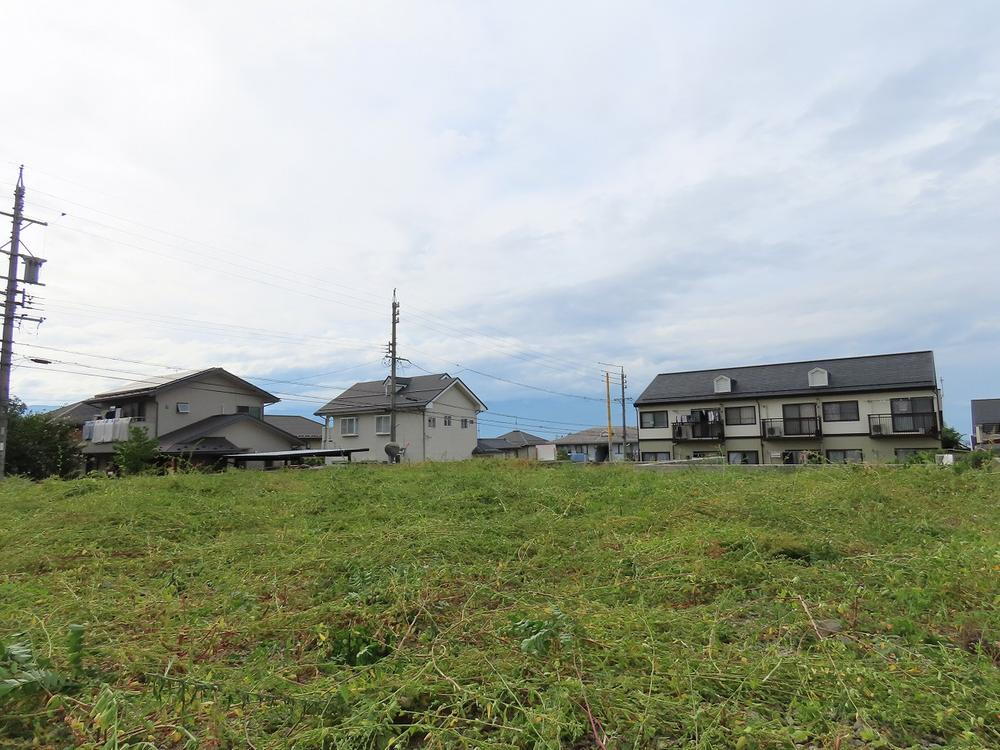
113, 425, 161, 475
941, 425, 967, 451
5, 397, 82, 479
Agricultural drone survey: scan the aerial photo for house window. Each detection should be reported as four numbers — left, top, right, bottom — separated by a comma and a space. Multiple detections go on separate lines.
639, 411, 668, 428
427, 416, 436, 428
118, 402, 145, 419
822, 401, 859, 422
641, 451, 670, 462
443, 416, 452, 427
727, 450, 759, 464
176, 402, 190, 414
340, 417, 358, 436
826, 449, 863, 463
236, 405, 262, 419
460, 418, 469, 429
890, 397, 936, 433
375, 415, 391, 435
724, 406, 756, 425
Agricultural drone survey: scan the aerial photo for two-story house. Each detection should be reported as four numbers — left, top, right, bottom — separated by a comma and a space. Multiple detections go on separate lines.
635, 351, 942, 464
971, 399, 1000, 451
315, 373, 486, 462
81, 368, 303, 470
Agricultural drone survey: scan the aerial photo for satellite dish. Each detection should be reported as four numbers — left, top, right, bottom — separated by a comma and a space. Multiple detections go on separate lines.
384, 443, 402, 463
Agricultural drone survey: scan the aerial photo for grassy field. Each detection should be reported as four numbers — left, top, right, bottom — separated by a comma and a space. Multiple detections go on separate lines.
1, 462, 998, 749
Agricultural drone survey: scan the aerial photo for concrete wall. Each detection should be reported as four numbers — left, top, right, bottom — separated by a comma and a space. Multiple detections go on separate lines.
638, 388, 942, 463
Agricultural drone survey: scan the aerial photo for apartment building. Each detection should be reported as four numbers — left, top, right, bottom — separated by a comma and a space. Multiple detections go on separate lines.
315, 373, 486, 462
635, 351, 942, 464
970, 399, 1000, 451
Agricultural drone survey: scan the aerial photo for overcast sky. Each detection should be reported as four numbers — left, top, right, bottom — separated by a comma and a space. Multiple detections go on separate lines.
4, 1, 999, 439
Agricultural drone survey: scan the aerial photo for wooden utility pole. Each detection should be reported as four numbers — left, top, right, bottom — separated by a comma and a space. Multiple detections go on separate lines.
605, 371, 613, 462
0, 166, 47, 478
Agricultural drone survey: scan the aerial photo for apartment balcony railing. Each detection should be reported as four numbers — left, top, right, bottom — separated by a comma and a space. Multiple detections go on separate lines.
761, 417, 822, 439
977, 423, 1000, 439
671, 421, 724, 441
868, 414, 938, 438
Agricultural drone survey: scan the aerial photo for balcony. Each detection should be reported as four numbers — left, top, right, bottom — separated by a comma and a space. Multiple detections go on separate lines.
83, 417, 147, 444
869, 414, 938, 438
977, 423, 1000, 444
761, 417, 822, 439
671, 421, 724, 441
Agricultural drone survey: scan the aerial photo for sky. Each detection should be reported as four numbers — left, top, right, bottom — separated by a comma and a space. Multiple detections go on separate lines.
3, 1, 999, 440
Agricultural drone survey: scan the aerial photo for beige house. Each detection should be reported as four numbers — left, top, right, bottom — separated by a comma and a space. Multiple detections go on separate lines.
552, 426, 638, 462
971, 399, 1000, 451
635, 351, 942, 464
263, 415, 324, 449
315, 373, 486, 462
81, 368, 302, 470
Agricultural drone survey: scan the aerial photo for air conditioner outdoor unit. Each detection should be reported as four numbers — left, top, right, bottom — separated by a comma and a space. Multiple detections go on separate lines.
766, 427, 778, 437
871, 424, 884, 435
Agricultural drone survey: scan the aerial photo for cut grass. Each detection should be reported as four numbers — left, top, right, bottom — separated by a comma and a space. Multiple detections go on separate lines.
0, 462, 998, 748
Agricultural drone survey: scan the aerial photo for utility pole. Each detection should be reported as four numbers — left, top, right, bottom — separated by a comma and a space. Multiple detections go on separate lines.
605, 371, 613, 462
620, 365, 629, 461
389, 289, 399, 445
0, 166, 47, 478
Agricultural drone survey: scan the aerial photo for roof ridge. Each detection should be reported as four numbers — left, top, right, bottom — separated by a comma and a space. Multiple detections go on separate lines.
648, 350, 933, 378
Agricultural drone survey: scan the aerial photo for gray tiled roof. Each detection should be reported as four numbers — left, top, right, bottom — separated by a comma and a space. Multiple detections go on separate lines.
635, 351, 937, 405
552, 426, 638, 445
89, 367, 279, 404
44, 401, 102, 425
314, 373, 485, 416
971, 399, 1000, 426
263, 414, 324, 439
495, 430, 548, 447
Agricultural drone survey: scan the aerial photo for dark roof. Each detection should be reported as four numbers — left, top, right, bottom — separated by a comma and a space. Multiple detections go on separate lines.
971, 399, 1000, 426
89, 367, 279, 404
473, 438, 510, 455
44, 401, 102, 425
263, 414, 324, 439
553, 426, 638, 445
635, 351, 937, 405
495, 430, 548, 447
157, 414, 302, 453
314, 373, 486, 416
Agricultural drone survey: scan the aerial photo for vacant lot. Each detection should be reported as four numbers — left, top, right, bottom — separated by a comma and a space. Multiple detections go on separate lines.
1, 462, 997, 748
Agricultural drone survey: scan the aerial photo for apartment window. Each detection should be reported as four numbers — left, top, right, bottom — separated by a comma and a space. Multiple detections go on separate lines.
822, 401, 859, 422
641, 451, 671, 462
236, 405, 262, 419
727, 450, 759, 464
890, 397, 936, 433
640, 411, 668, 428
460, 418, 469, 429
176, 402, 190, 414
826, 449, 863, 464
782, 403, 817, 434
340, 417, 358, 436
427, 416, 436, 428
443, 416, 452, 427
375, 415, 391, 435
724, 406, 756, 425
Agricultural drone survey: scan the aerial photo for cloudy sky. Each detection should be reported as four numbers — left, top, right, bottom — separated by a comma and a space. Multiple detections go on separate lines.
3, 1, 999, 438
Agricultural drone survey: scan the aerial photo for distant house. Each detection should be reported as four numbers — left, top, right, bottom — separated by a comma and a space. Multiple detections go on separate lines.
44, 401, 103, 439
635, 351, 943, 464
263, 415, 324, 449
473, 430, 548, 459
81, 368, 302, 470
552, 426, 638, 462
971, 399, 1000, 451
315, 373, 486, 462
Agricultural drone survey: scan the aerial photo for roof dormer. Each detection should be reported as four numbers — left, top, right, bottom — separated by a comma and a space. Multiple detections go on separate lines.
713, 375, 733, 394
808, 367, 829, 387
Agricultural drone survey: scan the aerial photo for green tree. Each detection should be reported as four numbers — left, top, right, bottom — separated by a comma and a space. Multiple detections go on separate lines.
4, 397, 82, 479
113, 425, 161, 475
941, 424, 967, 450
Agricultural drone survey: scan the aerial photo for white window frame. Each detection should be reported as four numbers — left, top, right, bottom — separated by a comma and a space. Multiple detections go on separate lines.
340, 417, 358, 436
375, 415, 391, 435
443, 416, 452, 427
427, 416, 436, 428
460, 418, 469, 429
